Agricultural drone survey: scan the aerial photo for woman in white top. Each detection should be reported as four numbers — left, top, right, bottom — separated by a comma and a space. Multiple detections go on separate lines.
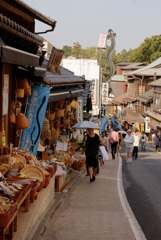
124, 129, 135, 163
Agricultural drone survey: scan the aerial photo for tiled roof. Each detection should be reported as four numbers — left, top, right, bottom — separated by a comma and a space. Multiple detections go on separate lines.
110, 75, 127, 81
4, 0, 56, 28
110, 82, 127, 97
121, 63, 146, 70
126, 57, 161, 76
149, 78, 161, 86
137, 89, 153, 103
0, 13, 43, 44
34, 66, 86, 87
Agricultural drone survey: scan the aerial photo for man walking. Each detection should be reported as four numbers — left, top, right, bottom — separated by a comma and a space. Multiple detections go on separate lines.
124, 129, 135, 163
109, 127, 119, 159
132, 129, 140, 160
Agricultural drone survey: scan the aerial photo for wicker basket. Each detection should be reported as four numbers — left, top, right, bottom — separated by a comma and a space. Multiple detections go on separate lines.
16, 89, 24, 98
16, 114, 29, 129
55, 109, 65, 118
46, 111, 55, 121
10, 112, 16, 124
71, 100, 78, 110
20, 165, 45, 184
65, 104, 71, 112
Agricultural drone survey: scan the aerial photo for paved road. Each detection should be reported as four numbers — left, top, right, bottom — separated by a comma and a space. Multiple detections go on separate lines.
122, 145, 161, 240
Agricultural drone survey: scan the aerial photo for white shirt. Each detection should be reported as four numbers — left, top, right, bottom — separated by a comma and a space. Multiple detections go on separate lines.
133, 135, 140, 147
124, 134, 135, 147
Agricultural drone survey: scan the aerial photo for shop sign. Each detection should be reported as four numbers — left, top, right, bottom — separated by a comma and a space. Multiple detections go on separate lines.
91, 79, 97, 105
140, 123, 145, 132
145, 117, 151, 133
19, 84, 50, 156
98, 33, 107, 48
76, 97, 84, 143
3, 74, 9, 116
102, 83, 108, 105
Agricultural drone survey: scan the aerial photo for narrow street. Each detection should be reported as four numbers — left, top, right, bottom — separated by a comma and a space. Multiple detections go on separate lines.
122, 143, 161, 240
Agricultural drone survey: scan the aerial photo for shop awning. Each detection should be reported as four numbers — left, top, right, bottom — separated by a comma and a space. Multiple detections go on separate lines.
0, 45, 39, 66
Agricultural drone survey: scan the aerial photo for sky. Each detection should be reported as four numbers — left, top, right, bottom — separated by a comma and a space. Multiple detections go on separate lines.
24, 0, 161, 53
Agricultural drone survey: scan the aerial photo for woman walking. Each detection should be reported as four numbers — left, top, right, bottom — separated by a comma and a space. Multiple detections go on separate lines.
83, 128, 101, 183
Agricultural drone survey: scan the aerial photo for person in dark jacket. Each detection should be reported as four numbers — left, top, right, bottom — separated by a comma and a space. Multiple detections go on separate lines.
83, 128, 101, 183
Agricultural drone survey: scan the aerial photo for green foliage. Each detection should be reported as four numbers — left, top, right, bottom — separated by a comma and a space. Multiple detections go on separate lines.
62, 45, 72, 58
61, 34, 161, 68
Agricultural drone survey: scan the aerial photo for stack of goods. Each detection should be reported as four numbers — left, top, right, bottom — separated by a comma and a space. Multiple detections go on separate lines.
71, 152, 86, 171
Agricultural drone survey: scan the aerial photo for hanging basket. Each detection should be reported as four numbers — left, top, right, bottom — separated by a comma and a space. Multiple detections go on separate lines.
17, 79, 31, 96
46, 111, 55, 121
10, 112, 16, 124
16, 89, 24, 98
16, 114, 29, 129
71, 100, 78, 110
65, 104, 71, 112
55, 109, 65, 118
24, 86, 31, 96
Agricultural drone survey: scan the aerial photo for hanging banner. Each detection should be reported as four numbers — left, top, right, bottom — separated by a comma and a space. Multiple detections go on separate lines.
102, 83, 109, 105
98, 33, 107, 48
76, 97, 84, 143
19, 84, 50, 156
145, 117, 151, 133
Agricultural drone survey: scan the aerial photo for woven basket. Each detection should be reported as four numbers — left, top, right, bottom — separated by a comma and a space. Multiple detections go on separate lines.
65, 104, 71, 112
71, 100, 78, 110
16, 89, 24, 98
46, 111, 55, 121
16, 114, 29, 129
12, 154, 26, 167
20, 166, 45, 184
55, 109, 65, 118
10, 112, 16, 124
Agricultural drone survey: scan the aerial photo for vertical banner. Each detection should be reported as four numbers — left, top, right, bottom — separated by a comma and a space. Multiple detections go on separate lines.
145, 117, 151, 133
98, 33, 107, 48
76, 97, 84, 143
19, 84, 50, 156
102, 83, 109, 105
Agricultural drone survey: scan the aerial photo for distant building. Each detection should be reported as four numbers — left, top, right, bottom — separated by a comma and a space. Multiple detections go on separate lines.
62, 58, 100, 115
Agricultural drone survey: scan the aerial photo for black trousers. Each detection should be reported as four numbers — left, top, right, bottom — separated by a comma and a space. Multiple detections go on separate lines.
111, 142, 118, 159
133, 146, 138, 159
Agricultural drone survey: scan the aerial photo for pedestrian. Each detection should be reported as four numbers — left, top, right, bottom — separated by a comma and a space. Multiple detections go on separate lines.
109, 126, 119, 159
155, 132, 160, 151
140, 131, 147, 151
116, 133, 122, 156
152, 132, 156, 148
132, 129, 140, 160
124, 129, 135, 163
158, 131, 161, 151
100, 131, 109, 151
83, 128, 101, 183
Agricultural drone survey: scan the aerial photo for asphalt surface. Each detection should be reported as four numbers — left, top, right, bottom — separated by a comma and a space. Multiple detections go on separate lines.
31, 152, 146, 240
122, 144, 161, 240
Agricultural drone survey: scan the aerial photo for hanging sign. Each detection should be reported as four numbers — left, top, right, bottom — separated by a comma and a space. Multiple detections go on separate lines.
19, 84, 50, 156
98, 33, 107, 48
76, 97, 84, 143
145, 116, 151, 133
102, 83, 109, 105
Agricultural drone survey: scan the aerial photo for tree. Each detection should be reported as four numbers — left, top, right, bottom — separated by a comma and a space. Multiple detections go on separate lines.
72, 42, 82, 58
128, 35, 161, 64
62, 45, 72, 58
